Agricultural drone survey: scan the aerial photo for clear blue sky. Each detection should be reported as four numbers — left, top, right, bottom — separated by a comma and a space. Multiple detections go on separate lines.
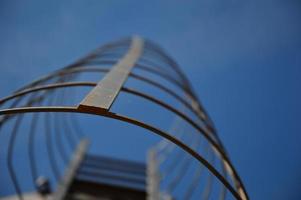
0, 0, 300, 199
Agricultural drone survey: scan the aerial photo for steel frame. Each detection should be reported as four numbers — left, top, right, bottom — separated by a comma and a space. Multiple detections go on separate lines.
0, 36, 248, 200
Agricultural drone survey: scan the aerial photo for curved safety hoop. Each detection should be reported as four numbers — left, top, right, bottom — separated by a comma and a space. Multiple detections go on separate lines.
0, 36, 248, 200
0, 106, 244, 200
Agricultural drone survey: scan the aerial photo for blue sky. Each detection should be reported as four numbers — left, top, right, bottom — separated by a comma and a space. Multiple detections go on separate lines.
0, 0, 300, 199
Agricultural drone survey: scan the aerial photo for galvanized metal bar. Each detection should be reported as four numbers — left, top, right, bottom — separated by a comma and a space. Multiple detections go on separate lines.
53, 139, 89, 200
147, 149, 161, 200
78, 36, 143, 113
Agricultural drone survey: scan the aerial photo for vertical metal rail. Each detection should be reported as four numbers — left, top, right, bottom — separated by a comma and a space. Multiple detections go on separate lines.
147, 149, 161, 200
53, 139, 89, 200
78, 36, 144, 113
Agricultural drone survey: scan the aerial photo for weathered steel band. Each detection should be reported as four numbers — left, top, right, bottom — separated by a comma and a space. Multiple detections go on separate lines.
78, 36, 143, 113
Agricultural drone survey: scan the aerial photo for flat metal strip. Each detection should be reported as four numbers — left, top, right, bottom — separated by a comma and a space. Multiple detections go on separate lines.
78, 36, 144, 113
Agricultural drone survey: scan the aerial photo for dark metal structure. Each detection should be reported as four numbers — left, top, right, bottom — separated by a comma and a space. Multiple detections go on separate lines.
0, 36, 248, 200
